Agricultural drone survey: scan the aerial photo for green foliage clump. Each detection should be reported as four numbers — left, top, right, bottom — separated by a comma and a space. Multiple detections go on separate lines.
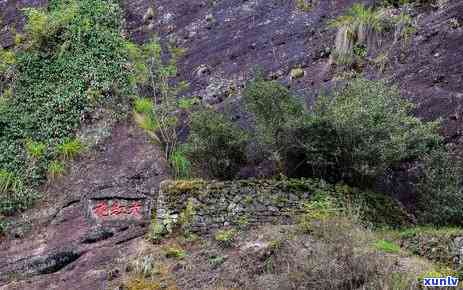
214, 229, 237, 247
243, 74, 303, 172
243, 75, 304, 149
0, 169, 38, 214
329, 3, 385, 65
184, 109, 249, 180
416, 150, 463, 226
169, 147, 191, 180
133, 98, 154, 114
0, 0, 136, 214
373, 239, 401, 253
56, 138, 84, 160
298, 194, 339, 232
47, 160, 65, 180
295, 0, 314, 12
179, 198, 196, 236
163, 245, 186, 259
244, 77, 442, 186
382, 0, 436, 7
25, 139, 47, 160
148, 212, 177, 243
312, 78, 441, 180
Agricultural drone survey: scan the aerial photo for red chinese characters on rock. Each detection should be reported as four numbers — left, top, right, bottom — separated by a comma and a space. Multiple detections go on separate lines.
93, 200, 143, 218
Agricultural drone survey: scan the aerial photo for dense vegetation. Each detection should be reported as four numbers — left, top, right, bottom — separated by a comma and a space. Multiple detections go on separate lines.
0, 0, 136, 215
184, 74, 463, 226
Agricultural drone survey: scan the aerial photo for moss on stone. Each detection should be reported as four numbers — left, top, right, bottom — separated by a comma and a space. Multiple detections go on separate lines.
162, 179, 207, 196
157, 178, 413, 234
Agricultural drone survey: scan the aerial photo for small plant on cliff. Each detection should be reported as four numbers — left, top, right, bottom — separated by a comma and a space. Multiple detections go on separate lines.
185, 109, 249, 180
25, 139, 47, 160
374, 239, 401, 254
56, 138, 84, 160
169, 147, 191, 179
163, 245, 186, 260
296, 0, 315, 12
215, 229, 237, 247
47, 160, 65, 180
0, 47, 16, 97
329, 3, 385, 65
179, 198, 196, 236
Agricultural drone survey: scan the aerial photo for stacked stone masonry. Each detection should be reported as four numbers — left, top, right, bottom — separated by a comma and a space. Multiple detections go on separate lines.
155, 179, 318, 233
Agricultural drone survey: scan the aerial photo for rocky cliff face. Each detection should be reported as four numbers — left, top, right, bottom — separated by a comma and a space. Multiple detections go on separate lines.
0, 0, 462, 289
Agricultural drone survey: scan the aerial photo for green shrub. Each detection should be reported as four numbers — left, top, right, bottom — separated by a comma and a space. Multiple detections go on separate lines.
329, 3, 385, 65
0, 169, 39, 215
244, 77, 442, 185
169, 148, 191, 179
56, 138, 84, 160
287, 78, 442, 184
373, 239, 401, 253
133, 98, 154, 114
185, 109, 249, 180
47, 160, 65, 180
163, 245, 186, 259
243, 74, 304, 151
214, 229, 237, 247
416, 150, 463, 226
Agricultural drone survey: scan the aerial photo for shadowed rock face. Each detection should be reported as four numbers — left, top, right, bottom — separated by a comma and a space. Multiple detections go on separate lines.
0, 0, 462, 289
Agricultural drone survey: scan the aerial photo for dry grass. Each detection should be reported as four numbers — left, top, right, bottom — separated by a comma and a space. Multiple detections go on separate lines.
117, 218, 437, 290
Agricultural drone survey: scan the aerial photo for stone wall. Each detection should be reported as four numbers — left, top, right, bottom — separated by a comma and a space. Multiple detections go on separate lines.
155, 178, 414, 234
155, 179, 322, 234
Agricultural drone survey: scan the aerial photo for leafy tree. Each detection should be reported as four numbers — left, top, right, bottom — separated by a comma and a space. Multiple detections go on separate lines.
185, 109, 249, 180
416, 150, 463, 226
243, 74, 304, 172
244, 76, 442, 185
303, 78, 442, 183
